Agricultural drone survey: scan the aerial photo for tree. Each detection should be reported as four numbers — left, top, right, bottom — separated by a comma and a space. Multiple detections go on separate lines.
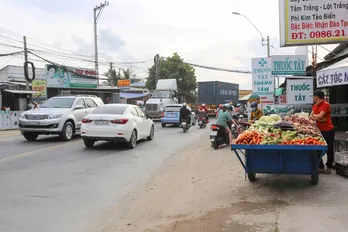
146, 53, 197, 102
104, 67, 121, 86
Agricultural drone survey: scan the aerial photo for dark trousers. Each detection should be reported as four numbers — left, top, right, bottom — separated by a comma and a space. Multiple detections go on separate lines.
319, 129, 335, 169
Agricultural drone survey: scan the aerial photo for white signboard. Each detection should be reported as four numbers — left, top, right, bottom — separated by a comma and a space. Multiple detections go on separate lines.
316, 66, 348, 88
260, 95, 274, 104
271, 55, 307, 75
279, 0, 348, 47
252, 57, 274, 96
286, 79, 314, 104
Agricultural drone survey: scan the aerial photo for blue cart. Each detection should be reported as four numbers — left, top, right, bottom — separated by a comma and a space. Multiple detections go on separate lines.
232, 144, 328, 185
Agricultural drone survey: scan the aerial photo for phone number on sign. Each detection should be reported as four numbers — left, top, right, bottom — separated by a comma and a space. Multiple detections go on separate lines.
292, 30, 346, 40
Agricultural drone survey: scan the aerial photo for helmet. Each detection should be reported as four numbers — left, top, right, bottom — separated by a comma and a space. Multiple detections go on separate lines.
250, 102, 257, 108
219, 104, 223, 109
236, 103, 241, 107
224, 103, 230, 108
202, 103, 206, 107
183, 103, 187, 107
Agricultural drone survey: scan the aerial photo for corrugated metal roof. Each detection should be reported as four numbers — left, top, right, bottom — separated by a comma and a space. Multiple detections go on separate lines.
4, 89, 39, 94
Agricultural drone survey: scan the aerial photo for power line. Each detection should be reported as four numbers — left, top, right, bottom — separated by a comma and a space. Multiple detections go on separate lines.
0, 51, 24, 57
184, 62, 251, 74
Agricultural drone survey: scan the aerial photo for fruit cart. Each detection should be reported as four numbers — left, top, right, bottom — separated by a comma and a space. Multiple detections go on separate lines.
232, 144, 327, 185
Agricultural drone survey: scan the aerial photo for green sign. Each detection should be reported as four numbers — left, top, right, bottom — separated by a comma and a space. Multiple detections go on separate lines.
271, 55, 306, 75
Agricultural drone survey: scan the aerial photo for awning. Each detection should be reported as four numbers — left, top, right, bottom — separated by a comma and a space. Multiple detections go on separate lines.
239, 93, 260, 101
320, 56, 348, 72
120, 92, 148, 99
4, 89, 39, 94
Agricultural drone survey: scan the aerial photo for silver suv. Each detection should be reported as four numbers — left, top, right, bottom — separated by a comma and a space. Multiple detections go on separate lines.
19, 95, 104, 141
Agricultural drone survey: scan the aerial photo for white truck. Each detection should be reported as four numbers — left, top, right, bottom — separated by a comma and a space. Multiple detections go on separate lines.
145, 79, 178, 119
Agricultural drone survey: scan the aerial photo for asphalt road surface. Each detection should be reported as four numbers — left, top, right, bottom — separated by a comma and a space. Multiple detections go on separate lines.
0, 122, 208, 232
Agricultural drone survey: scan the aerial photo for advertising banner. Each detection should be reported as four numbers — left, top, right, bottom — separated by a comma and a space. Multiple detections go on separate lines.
31, 80, 47, 101
286, 79, 313, 104
118, 79, 131, 90
263, 103, 348, 117
46, 64, 97, 89
316, 66, 348, 88
271, 55, 307, 75
252, 57, 274, 96
279, 0, 348, 47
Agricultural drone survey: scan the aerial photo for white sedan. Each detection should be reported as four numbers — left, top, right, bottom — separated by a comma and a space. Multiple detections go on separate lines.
81, 104, 154, 149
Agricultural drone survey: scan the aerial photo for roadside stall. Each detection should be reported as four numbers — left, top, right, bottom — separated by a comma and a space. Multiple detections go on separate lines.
231, 114, 327, 185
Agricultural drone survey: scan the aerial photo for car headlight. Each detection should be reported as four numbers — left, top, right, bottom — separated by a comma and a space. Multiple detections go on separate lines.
47, 113, 62, 119
20, 113, 25, 118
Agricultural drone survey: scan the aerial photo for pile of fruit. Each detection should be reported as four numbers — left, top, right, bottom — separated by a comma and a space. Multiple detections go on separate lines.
234, 114, 326, 146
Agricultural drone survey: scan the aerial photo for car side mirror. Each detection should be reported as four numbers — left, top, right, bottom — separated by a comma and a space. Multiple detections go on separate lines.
74, 105, 83, 110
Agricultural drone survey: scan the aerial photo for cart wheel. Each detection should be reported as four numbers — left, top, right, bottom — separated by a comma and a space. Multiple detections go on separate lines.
248, 173, 256, 182
311, 173, 319, 185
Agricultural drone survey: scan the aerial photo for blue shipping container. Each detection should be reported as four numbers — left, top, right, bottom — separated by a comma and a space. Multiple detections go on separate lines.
198, 81, 239, 105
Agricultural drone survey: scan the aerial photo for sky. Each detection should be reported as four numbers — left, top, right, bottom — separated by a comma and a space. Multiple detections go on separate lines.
0, 0, 339, 90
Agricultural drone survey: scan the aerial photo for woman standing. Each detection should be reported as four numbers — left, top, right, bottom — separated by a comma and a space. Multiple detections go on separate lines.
310, 90, 335, 174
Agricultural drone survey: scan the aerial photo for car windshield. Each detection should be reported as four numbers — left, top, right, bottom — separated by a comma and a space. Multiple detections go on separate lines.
90, 105, 127, 115
164, 106, 181, 112
40, 97, 75, 108
152, 90, 171, 98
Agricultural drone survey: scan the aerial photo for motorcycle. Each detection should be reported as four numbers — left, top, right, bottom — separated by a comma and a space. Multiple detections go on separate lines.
180, 118, 190, 133
210, 121, 231, 149
197, 111, 208, 128
231, 114, 251, 138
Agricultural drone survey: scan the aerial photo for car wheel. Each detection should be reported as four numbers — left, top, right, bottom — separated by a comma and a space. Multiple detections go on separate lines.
161, 123, 166, 127
147, 125, 154, 140
23, 132, 39, 141
84, 140, 95, 148
60, 121, 74, 141
126, 130, 137, 149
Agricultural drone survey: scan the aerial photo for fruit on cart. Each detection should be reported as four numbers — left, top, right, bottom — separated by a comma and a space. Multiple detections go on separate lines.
234, 130, 263, 144
280, 137, 325, 145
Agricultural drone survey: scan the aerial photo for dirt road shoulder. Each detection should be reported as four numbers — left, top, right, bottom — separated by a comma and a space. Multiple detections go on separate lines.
84, 138, 348, 232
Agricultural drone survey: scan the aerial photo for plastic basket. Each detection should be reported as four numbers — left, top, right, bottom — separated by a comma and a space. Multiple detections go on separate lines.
334, 139, 348, 153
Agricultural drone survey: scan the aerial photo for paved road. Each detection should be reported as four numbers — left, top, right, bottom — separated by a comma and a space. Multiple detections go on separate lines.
0, 123, 208, 232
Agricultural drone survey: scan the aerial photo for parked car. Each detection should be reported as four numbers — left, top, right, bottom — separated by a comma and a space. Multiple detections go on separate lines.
81, 104, 154, 149
18, 95, 104, 141
161, 104, 196, 127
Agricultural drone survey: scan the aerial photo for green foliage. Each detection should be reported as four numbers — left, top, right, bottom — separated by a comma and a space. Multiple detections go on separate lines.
105, 67, 142, 85
146, 53, 197, 102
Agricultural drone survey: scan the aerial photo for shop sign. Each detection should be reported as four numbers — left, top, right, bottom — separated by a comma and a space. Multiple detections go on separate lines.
252, 57, 274, 96
263, 104, 348, 117
118, 79, 130, 89
279, 0, 348, 47
260, 95, 274, 104
286, 79, 313, 104
31, 80, 47, 101
271, 55, 306, 75
239, 90, 252, 98
46, 64, 97, 89
316, 66, 348, 88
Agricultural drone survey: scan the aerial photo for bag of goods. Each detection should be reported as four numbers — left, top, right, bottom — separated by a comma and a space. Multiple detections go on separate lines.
274, 121, 295, 131
335, 151, 348, 167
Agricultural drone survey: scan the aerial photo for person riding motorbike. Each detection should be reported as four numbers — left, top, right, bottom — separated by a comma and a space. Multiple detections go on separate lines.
199, 103, 209, 122
249, 102, 263, 122
235, 103, 241, 113
180, 103, 191, 125
216, 103, 233, 145
216, 104, 223, 118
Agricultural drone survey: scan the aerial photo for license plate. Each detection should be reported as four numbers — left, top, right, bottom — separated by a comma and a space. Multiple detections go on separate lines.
182, 122, 186, 125
198, 122, 202, 125
27, 121, 40, 125
94, 120, 109, 125
210, 131, 217, 136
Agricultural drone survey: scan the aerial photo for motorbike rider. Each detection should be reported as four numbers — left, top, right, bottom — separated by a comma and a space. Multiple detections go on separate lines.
199, 103, 209, 122
216, 103, 233, 145
216, 104, 223, 118
180, 103, 191, 125
250, 102, 263, 122
235, 103, 241, 113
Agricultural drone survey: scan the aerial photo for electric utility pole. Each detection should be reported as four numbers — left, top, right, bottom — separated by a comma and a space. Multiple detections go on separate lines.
23, 36, 29, 90
94, 1, 109, 87
154, 54, 160, 83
